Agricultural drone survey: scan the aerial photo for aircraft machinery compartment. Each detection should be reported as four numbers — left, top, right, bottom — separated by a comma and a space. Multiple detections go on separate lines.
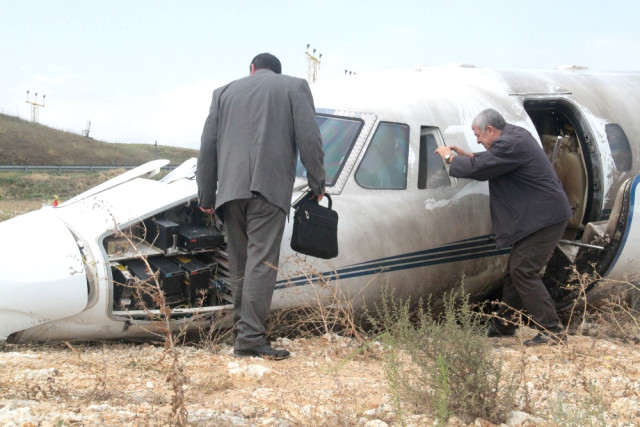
104, 202, 232, 319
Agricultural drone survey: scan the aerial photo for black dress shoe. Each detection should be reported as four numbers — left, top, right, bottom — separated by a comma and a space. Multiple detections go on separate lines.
524, 330, 567, 347
487, 319, 516, 338
487, 326, 516, 338
234, 344, 290, 360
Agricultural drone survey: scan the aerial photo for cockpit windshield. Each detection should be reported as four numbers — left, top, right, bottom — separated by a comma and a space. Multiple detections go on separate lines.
296, 113, 363, 186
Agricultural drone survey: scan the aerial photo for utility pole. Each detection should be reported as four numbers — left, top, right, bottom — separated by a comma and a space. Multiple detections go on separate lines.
82, 120, 92, 138
306, 44, 322, 84
25, 90, 46, 123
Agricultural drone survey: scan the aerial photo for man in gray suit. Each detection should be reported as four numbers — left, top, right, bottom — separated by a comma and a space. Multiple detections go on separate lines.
197, 53, 325, 359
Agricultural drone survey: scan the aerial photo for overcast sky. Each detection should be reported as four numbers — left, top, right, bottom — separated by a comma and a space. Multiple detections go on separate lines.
2, 0, 639, 149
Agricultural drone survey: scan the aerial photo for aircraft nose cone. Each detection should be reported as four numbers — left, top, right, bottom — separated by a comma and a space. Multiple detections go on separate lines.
0, 208, 88, 341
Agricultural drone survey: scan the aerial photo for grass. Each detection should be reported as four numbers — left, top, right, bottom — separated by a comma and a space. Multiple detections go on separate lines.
0, 199, 46, 222
0, 112, 196, 166
0, 111, 197, 221
368, 289, 518, 425
0, 171, 127, 221
0, 170, 121, 198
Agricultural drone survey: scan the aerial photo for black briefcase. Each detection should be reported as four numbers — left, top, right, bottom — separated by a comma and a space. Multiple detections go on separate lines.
291, 194, 338, 259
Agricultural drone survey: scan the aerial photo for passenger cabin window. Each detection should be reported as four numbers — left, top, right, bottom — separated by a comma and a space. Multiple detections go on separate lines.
418, 128, 451, 189
355, 122, 409, 189
605, 123, 632, 172
296, 114, 363, 186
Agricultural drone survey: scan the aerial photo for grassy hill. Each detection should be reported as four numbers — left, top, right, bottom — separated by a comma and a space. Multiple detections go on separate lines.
0, 113, 197, 166
0, 114, 199, 210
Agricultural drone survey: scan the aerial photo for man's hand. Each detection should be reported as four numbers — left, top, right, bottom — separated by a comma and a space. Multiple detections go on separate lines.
200, 206, 215, 214
434, 145, 473, 161
434, 146, 453, 161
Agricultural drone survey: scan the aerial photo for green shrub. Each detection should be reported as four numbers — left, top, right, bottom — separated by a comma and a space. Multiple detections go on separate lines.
371, 289, 518, 425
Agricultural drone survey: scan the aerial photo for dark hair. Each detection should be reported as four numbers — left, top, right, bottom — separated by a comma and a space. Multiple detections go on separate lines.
251, 53, 282, 74
472, 108, 507, 131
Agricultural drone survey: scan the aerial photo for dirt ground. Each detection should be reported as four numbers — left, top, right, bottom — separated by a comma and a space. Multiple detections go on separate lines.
1, 326, 639, 427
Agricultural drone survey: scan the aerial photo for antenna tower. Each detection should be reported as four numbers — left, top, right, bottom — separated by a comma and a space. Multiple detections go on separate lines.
25, 91, 46, 123
83, 120, 92, 138
306, 44, 322, 84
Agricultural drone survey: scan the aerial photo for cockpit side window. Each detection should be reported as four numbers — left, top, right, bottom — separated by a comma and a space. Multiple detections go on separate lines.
605, 123, 632, 172
418, 128, 451, 189
296, 114, 363, 186
355, 122, 409, 190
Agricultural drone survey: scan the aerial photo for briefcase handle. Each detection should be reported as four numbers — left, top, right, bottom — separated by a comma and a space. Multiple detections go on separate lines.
292, 190, 332, 210
322, 194, 332, 209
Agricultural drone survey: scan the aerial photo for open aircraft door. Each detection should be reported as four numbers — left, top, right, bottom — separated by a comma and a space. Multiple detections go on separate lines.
0, 209, 89, 342
549, 175, 640, 307
598, 175, 640, 282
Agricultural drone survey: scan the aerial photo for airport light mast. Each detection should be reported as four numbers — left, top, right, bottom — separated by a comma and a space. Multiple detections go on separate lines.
25, 90, 46, 123
82, 120, 92, 138
306, 44, 322, 84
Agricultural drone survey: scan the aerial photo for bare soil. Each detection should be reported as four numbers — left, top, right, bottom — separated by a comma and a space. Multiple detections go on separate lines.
1, 328, 639, 426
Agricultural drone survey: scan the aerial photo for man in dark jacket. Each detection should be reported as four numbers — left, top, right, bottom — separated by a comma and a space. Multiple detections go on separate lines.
197, 53, 326, 359
435, 108, 572, 346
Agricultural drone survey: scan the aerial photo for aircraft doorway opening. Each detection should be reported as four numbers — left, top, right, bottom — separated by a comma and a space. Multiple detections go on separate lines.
523, 100, 620, 309
523, 100, 601, 241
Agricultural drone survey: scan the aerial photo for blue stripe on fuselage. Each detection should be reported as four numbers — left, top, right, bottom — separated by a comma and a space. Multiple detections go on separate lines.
276, 235, 510, 289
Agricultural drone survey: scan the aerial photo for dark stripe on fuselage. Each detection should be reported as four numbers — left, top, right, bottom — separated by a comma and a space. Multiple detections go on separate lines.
276, 235, 510, 289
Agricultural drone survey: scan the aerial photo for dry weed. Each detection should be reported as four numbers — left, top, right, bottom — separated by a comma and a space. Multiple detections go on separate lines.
108, 218, 190, 426
265, 255, 369, 345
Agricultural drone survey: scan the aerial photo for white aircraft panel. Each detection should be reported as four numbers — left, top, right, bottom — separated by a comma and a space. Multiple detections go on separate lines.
0, 209, 88, 341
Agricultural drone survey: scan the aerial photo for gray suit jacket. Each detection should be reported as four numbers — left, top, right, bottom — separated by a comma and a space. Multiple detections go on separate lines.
196, 69, 325, 214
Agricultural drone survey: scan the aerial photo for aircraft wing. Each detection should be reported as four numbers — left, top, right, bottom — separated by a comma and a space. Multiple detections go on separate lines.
60, 159, 170, 207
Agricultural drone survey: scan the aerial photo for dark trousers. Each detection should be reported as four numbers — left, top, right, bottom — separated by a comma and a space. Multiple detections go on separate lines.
498, 221, 567, 332
223, 195, 286, 350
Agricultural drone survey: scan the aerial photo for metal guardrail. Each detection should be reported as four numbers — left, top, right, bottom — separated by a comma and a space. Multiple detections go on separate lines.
0, 165, 177, 173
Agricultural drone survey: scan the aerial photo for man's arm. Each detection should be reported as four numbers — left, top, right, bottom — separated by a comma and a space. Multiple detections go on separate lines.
434, 145, 474, 162
291, 79, 326, 198
196, 89, 221, 212
449, 140, 520, 181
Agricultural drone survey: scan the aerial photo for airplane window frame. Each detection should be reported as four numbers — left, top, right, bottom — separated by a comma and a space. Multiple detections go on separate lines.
418, 127, 451, 190
605, 123, 632, 172
296, 113, 364, 186
354, 121, 409, 190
